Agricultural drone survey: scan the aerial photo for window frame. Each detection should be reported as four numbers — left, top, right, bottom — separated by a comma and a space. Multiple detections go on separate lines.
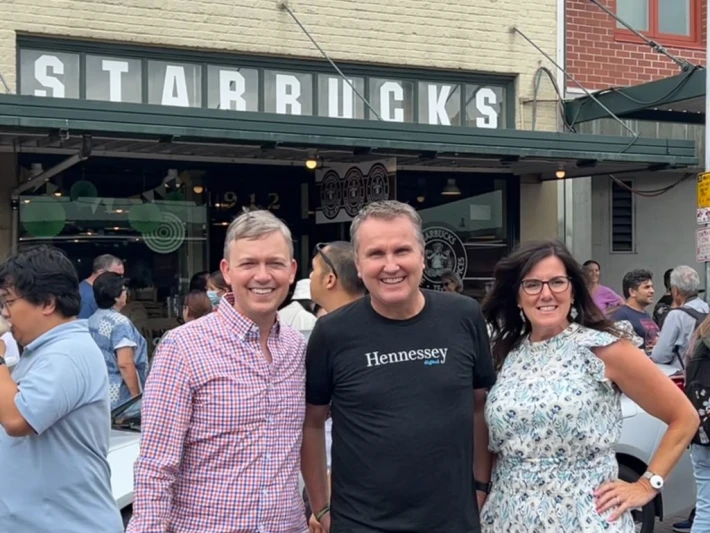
614, 0, 703, 49
609, 178, 636, 254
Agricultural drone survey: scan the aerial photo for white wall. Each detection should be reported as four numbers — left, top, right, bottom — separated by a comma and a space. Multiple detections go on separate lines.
590, 171, 704, 300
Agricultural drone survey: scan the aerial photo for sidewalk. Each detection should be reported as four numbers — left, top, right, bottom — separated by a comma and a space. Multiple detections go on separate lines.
656, 514, 686, 533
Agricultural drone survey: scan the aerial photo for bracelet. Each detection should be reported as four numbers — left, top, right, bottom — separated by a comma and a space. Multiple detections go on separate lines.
315, 504, 330, 522
474, 479, 492, 494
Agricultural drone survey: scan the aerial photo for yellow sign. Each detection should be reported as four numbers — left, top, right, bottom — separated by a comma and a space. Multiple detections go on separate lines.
699, 172, 710, 209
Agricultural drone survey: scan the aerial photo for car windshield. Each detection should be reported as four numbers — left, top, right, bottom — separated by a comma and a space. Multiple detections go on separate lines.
111, 394, 142, 431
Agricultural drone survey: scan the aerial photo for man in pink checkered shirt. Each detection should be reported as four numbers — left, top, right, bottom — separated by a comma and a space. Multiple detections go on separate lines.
127, 209, 308, 533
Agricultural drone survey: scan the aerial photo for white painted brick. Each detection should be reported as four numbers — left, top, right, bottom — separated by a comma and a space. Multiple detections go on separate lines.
0, 0, 560, 131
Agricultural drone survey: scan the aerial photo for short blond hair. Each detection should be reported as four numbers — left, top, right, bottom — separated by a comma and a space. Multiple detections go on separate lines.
223, 208, 293, 259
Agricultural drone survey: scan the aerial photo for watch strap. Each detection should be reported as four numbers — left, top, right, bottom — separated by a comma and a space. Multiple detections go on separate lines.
474, 479, 492, 494
0, 355, 5, 366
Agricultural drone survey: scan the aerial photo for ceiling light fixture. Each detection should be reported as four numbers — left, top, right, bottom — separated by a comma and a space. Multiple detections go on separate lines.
193, 185, 205, 194
441, 178, 461, 196
556, 165, 566, 179
305, 156, 323, 170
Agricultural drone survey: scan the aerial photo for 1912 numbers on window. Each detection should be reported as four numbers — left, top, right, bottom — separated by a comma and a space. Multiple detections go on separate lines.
218, 192, 281, 211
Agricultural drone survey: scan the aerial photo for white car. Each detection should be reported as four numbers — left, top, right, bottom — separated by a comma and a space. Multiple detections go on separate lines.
617, 364, 695, 533
108, 396, 142, 527
107, 368, 696, 533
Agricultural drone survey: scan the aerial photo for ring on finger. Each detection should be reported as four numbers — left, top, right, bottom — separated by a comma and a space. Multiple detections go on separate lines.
615, 496, 620, 506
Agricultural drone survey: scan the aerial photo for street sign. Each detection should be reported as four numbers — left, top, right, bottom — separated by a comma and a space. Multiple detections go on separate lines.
697, 227, 710, 262
698, 172, 710, 224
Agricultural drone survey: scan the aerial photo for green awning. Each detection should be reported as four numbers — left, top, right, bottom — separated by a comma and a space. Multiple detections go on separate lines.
565, 66, 705, 126
0, 94, 698, 180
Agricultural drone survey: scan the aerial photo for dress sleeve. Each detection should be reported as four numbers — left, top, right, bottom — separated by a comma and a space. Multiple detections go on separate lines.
574, 328, 622, 392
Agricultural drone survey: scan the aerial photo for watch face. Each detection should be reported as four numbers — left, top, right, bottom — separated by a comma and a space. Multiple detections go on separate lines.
650, 475, 664, 489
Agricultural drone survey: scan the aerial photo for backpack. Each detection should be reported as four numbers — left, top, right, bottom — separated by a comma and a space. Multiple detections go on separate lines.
684, 340, 710, 446
669, 307, 709, 369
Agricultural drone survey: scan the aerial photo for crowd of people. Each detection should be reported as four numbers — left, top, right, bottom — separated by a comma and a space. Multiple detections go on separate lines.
0, 199, 705, 533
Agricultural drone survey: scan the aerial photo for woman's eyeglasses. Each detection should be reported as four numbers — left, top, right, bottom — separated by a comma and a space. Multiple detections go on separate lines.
520, 276, 571, 295
313, 242, 338, 278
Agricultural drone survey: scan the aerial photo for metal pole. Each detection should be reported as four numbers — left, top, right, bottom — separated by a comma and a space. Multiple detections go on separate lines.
705, 2, 710, 300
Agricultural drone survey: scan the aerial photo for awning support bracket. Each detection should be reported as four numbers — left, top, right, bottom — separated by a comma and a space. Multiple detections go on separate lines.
11, 134, 92, 198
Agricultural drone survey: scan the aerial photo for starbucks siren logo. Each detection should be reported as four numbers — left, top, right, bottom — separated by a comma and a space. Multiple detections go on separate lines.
423, 225, 467, 287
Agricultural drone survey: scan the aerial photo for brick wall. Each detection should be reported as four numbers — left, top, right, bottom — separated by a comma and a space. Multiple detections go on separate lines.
567, 0, 706, 90
0, 0, 561, 131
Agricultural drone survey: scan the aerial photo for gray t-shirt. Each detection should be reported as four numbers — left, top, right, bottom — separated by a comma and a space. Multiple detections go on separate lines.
0, 320, 123, 532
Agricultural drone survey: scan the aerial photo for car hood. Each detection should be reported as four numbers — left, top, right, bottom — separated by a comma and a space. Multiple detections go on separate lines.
109, 429, 141, 452
656, 363, 680, 377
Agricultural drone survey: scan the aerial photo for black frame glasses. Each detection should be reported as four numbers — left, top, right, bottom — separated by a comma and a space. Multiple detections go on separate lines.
313, 242, 338, 278
520, 276, 571, 295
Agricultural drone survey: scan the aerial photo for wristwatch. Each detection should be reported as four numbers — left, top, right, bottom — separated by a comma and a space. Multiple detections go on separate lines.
642, 471, 664, 490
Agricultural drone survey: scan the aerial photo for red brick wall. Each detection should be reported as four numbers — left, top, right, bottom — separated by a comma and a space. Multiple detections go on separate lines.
566, 0, 706, 90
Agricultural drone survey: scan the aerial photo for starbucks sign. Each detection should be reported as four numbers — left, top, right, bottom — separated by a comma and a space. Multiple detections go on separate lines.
18, 44, 508, 129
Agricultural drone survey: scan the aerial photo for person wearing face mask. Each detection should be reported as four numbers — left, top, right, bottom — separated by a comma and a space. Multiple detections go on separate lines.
207, 271, 230, 309
481, 241, 699, 532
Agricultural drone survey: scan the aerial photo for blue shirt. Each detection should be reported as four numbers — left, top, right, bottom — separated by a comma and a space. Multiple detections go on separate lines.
88, 308, 148, 408
0, 320, 123, 532
79, 279, 97, 319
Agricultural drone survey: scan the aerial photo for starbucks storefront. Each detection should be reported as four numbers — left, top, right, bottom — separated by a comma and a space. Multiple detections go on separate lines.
0, 36, 696, 342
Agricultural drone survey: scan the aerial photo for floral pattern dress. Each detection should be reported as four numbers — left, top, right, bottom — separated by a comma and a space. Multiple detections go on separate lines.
481, 323, 635, 532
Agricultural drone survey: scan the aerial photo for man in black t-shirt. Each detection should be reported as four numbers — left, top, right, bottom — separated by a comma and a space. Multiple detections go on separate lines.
301, 201, 496, 533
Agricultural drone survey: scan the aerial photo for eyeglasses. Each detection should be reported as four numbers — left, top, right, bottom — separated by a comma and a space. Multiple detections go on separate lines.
520, 276, 571, 295
0, 296, 22, 311
313, 242, 338, 278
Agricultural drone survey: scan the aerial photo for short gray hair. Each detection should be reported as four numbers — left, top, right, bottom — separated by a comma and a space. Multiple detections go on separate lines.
93, 254, 122, 273
350, 200, 424, 254
670, 265, 700, 296
223, 208, 293, 259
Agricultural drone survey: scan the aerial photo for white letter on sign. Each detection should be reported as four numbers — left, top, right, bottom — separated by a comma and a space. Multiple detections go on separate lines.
428, 84, 452, 125
276, 74, 302, 115
219, 70, 247, 111
162, 65, 190, 107
328, 78, 354, 119
380, 81, 404, 122
34, 55, 65, 98
102, 60, 129, 102
475, 88, 498, 129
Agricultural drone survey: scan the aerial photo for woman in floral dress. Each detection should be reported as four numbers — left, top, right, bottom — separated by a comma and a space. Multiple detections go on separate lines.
480, 240, 698, 532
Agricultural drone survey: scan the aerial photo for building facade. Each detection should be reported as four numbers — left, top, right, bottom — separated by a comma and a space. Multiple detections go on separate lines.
0, 0, 694, 332
564, 0, 706, 296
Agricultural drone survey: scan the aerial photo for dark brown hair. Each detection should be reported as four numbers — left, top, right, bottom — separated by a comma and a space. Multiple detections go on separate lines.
183, 290, 213, 320
209, 271, 230, 293
482, 240, 616, 370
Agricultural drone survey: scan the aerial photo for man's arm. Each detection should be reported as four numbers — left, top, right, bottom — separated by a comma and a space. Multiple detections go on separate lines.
0, 344, 84, 437
473, 388, 493, 505
302, 404, 331, 516
116, 347, 140, 398
650, 312, 681, 364
126, 335, 192, 533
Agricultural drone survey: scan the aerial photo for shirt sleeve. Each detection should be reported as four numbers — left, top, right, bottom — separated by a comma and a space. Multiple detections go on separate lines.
651, 311, 681, 364
111, 322, 137, 353
14, 354, 85, 435
127, 334, 192, 533
470, 301, 496, 390
305, 320, 333, 406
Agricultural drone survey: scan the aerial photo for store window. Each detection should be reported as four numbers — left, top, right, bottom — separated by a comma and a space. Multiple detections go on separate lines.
398, 172, 512, 300
17, 157, 208, 349
616, 0, 701, 47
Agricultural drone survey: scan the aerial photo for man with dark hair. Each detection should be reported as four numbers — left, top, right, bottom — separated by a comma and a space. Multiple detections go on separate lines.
0, 245, 122, 531
309, 241, 366, 314
653, 268, 674, 328
79, 253, 124, 319
611, 269, 659, 352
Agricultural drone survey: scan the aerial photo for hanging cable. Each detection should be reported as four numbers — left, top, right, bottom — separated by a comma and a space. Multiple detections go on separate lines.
531, 66, 575, 132
586, 0, 693, 72
610, 172, 692, 198
509, 26, 639, 146
0, 72, 11, 94
277, 1, 382, 121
